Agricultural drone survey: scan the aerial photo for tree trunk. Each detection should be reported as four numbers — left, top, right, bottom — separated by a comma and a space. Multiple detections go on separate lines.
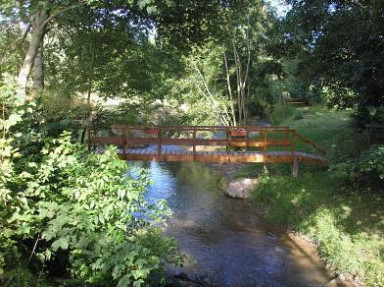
81, 42, 96, 144
16, 9, 48, 102
32, 44, 45, 89
223, 51, 237, 126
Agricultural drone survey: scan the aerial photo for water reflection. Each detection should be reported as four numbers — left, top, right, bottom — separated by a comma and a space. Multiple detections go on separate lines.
130, 161, 332, 286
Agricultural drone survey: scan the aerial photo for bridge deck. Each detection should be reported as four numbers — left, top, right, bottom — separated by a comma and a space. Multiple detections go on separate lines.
118, 149, 327, 165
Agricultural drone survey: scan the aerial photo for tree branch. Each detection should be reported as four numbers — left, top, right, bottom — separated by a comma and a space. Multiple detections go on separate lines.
41, 2, 85, 28
21, 24, 32, 44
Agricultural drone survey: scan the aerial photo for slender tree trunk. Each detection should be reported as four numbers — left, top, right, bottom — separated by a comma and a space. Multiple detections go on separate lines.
17, 9, 48, 102
32, 44, 45, 89
81, 42, 96, 144
223, 51, 237, 126
243, 19, 251, 125
232, 43, 242, 125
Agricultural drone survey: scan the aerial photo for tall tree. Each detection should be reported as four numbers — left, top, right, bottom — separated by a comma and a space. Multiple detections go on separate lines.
2, 0, 240, 101
283, 0, 384, 111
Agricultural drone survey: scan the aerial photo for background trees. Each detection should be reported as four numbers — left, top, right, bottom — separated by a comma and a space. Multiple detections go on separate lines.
280, 0, 384, 123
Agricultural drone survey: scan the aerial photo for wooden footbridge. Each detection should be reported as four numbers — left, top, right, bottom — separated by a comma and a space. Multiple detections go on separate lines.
92, 125, 328, 176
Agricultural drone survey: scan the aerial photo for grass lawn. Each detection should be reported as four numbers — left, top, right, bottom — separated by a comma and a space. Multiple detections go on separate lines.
240, 105, 384, 286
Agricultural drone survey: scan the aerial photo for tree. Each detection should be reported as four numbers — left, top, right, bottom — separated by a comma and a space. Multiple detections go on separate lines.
221, 0, 275, 125
282, 0, 384, 112
180, 0, 278, 126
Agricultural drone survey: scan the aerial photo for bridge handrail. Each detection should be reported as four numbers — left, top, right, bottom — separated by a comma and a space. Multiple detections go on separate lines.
92, 126, 327, 159
92, 125, 293, 157
291, 129, 327, 155
110, 125, 290, 132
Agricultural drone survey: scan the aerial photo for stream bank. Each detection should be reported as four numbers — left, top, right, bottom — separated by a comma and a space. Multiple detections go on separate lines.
201, 161, 364, 287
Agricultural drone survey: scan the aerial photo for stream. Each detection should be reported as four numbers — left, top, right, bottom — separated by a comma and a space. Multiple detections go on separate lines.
131, 160, 333, 287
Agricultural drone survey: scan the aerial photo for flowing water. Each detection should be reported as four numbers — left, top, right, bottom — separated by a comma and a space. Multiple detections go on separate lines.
132, 160, 333, 287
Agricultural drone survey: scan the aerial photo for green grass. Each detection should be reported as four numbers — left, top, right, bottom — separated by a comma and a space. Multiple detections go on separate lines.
240, 105, 384, 286
277, 105, 369, 158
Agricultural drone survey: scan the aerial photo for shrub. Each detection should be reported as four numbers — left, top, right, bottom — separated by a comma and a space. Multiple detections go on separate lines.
2, 134, 182, 286
332, 145, 384, 190
1, 83, 182, 286
293, 111, 304, 120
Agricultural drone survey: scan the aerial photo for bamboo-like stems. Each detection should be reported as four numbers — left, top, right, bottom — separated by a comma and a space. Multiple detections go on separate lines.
223, 51, 237, 126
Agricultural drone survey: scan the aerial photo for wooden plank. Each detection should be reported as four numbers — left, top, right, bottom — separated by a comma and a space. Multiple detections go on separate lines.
124, 138, 290, 148
92, 137, 124, 145
129, 138, 157, 145
294, 130, 327, 155
161, 138, 193, 145
116, 150, 327, 166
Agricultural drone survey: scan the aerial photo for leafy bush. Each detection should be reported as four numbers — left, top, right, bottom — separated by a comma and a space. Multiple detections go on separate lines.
2, 134, 182, 286
332, 145, 384, 190
269, 103, 293, 125
293, 111, 304, 120
372, 106, 384, 124
1, 83, 182, 286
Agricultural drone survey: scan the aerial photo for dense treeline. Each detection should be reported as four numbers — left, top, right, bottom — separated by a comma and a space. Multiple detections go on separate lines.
0, 0, 383, 285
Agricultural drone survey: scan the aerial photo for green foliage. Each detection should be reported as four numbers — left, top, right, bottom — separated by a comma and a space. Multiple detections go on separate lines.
293, 111, 304, 120
2, 136, 181, 285
245, 105, 384, 285
270, 103, 293, 125
282, 0, 384, 117
252, 170, 384, 285
332, 145, 384, 190
2, 267, 50, 287
0, 80, 38, 282
20, 136, 180, 285
163, 42, 233, 126
253, 171, 332, 227
0, 19, 26, 78
0, 84, 182, 285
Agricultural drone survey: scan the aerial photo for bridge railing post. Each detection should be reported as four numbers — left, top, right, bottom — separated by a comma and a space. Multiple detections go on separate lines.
291, 129, 297, 177
157, 128, 162, 157
291, 129, 296, 159
263, 130, 267, 154
285, 128, 289, 151
226, 128, 229, 153
123, 127, 127, 158
193, 127, 196, 162
246, 127, 249, 151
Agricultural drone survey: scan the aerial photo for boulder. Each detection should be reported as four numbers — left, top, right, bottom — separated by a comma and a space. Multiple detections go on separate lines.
224, 178, 258, 199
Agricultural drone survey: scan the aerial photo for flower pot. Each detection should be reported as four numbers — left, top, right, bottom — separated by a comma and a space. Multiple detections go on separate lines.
229, 130, 247, 137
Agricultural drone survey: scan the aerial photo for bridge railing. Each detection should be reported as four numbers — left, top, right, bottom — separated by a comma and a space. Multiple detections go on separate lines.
290, 129, 327, 156
92, 126, 327, 159
91, 126, 328, 176
92, 125, 292, 155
